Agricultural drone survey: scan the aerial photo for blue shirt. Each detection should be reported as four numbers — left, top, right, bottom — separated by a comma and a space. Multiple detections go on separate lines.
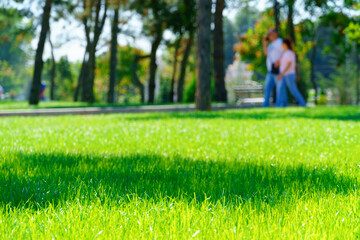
266, 38, 283, 72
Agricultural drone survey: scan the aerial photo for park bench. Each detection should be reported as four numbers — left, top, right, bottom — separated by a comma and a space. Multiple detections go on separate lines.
234, 84, 264, 106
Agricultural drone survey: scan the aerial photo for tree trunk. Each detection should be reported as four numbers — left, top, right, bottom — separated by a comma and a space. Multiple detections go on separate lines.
177, 33, 194, 103
287, 0, 306, 103
310, 44, 318, 105
74, 48, 88, 102
170, 36, 182, 103
286, 0, 296, 44
274, 0, 280, 33
196, 0, 212, 111
356, 44, 360, 105
85, 44, 96, 103
80, 0, 107, 104
107, 7, 119, 104
310, 31, 318, 105
272, 0, 281, 105
49, 30, 56, 101
29, 0, 53, 105
81, 46, 91, 102
213, 0, 227, 102
148, 32, 162, 103
132, 55, 150, 103
74, 78, 81, 101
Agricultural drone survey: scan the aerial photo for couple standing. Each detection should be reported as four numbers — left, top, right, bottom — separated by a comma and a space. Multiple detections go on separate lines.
262, 28, 306, 107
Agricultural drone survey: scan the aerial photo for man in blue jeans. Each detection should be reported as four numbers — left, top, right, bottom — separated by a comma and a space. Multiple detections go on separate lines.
262, 29, 284, 107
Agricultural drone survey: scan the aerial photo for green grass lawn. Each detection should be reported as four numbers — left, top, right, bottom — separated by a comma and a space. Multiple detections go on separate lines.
0, 101, 90, 110
0, 101, 192, 110
1, 107, 360, 239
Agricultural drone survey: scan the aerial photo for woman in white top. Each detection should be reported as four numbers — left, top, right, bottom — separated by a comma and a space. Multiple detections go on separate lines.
276, 38, 306, 107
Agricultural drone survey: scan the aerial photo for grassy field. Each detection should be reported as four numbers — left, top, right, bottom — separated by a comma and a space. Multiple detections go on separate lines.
0, 106, 360, 239
0, 101, 191, 110
0, 101, 93, 110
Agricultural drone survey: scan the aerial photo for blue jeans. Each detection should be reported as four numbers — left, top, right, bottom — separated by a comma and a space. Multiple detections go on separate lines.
277, 74, 306, 107
263, 73, 277, 107
276, 78, 288, 107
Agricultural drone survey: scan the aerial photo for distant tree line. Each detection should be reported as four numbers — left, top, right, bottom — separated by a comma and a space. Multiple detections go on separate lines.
1, 0, 359, 108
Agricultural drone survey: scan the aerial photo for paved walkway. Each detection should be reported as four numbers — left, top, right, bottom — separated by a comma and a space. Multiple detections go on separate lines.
0, 104, 255, 117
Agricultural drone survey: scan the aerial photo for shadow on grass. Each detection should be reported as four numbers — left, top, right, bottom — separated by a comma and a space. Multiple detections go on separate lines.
123, 107, 360, 122
1, 152, 357, 208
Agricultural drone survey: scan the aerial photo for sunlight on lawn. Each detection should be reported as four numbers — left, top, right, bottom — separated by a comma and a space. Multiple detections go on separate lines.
0, 107, 360, 238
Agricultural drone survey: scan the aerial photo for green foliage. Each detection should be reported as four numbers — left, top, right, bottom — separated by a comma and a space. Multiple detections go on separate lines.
1, 0, 358, 105
183, 75, 197, 103
131, 0, 196, 35
325, 64, 357, 104
234, 10, 274, 75
0, 7, 34, 94
95, 45, 149, 103
345, 22, 360, 44
0, 8, 33, 64
297, 58, 311, 102
130, 0, 171, 38
223, 17, 237, 68
304, 0, 331, 9
320, 11, 353, 65
235, 9, 313, 74
223, 8, 260, 69
183, 76, 216, 103
158, 76, 171, 103
1, 107, 360, 238
43, 56, 76, 101
233, 6, 260, 35
166, 0, 196, 36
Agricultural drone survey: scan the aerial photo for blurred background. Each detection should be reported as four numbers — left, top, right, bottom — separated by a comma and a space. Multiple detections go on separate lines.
0, 0, 359, 106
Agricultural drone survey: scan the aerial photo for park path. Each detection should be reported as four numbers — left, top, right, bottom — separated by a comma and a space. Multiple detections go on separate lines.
0, 104, 253, 117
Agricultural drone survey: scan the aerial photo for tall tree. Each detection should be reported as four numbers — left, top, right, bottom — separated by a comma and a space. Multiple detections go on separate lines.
169, 37, 182, 102
132, 55, 150, 103
131, 0, 171, 103
177, 33, 194, 103
44, 56, 74, 100
274, 0, 280, 32
166, 0, 194, 103
309, 28, 319, 105
177, 0, 196, 103
196, 0, 212, 110
96, 45, 150, 103
166, 4, 184, 103
213, 0, 227, 102
286, 0, 296, 43
300, 18, 324, 105
48, 28, 56, 101
29, 0, 53, 105
107, 6, 119, 104
77, 0, 108, 104
147, 0, 163, 103
273, 0, 281, 104
74, 46, 89, 101
303, 0, 336, 104
286, 0, 309, 102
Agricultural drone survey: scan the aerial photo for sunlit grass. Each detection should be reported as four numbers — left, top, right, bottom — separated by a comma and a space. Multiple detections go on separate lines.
0, 101, 191, 110
0, 101, 86, 109
0, 107, 360, 238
